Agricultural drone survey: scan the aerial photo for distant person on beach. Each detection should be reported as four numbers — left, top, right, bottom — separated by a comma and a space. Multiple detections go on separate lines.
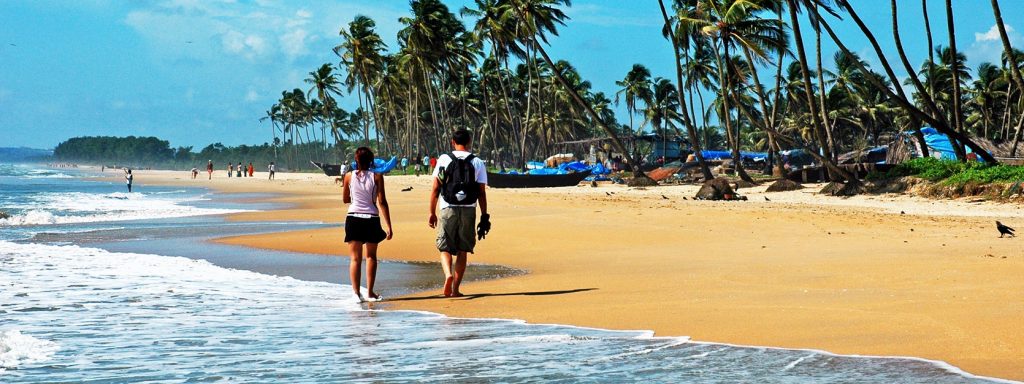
227, 163, 233, 178
124, 168, 133, 192
236, 162, 243, 178
401, 157, 408, 172
268, 162, 276, 180
207, 160, 214, 180
191, 167, 198, 179
429, 129, 489, 297
422, 154, 430, 175
343, 147, 393, 303
248, 162, 254, 177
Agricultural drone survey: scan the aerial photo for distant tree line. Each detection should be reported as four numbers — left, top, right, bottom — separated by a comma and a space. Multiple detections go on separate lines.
53, 135, 343, 171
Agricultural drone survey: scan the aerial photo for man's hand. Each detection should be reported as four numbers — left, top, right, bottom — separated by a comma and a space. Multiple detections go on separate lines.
477, 213, 491, 240
428, 213, 438, 228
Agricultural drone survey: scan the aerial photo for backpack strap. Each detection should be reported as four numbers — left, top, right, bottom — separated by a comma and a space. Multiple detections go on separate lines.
464, 153, 476, 163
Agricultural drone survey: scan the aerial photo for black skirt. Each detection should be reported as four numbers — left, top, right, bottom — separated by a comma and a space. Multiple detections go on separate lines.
344, 215, 387, 244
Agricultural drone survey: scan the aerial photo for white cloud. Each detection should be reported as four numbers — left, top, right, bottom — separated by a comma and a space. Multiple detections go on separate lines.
245, 89, 259, 102
280, 29, 309, 59
975, 24, 1013, 42
967, 23, 1024, 66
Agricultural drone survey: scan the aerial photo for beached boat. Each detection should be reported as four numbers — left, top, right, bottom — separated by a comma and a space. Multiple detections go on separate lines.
311, 161, 342, 177
487, 170, 591, 188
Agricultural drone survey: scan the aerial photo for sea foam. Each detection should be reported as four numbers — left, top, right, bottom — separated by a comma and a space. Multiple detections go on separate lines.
0, 330, 60, 374
0, 191, 248, 226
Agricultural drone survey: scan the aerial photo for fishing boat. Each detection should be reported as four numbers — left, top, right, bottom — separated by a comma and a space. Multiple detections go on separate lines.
311, 161, 342, 177
487, 170, 592, 188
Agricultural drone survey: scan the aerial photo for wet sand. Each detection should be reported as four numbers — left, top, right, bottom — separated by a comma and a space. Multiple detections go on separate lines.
135, 168, 1024, 381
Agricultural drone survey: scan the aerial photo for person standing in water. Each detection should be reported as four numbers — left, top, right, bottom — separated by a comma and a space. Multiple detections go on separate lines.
124, 168, 134, 192
343, 147, 393, 303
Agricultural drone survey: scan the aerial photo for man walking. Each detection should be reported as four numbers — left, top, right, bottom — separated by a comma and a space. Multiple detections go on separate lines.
428, 129, 490, 297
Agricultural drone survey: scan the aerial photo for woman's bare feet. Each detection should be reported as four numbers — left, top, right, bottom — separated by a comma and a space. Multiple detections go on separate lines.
449, 291, 464, 298
442, 276, 454, 297
367, 292, 383, 302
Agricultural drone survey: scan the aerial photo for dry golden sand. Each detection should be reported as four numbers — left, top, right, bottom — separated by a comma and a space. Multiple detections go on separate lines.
134, 169, 1024, 380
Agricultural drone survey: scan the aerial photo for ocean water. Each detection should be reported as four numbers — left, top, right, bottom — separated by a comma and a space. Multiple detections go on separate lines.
0, 163, 1013, 383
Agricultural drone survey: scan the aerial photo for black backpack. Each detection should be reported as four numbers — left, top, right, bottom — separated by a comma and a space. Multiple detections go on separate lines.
439, 152, 480, 205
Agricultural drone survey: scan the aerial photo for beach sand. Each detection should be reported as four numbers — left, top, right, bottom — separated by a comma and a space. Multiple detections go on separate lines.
135, 169, 1024, 380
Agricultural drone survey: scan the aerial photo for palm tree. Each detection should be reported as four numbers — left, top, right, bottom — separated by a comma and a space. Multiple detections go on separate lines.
657, 0, 714, 180
506, 0, 652, 183
336, 15, 387, 146
615, 64, 654, 139
680, 0, 786, 182
304, 63, 343, 158
990, 0, 1024, 155
814, 2, 997, 163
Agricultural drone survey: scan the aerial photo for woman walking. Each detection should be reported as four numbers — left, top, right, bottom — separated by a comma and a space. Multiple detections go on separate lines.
342, 147, 393, 303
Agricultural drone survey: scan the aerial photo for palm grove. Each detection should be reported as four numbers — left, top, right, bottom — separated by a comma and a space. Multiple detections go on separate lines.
264, 0, 1024, 184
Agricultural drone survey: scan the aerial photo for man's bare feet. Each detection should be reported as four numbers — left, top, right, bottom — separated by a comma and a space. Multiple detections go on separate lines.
367, 292, 383, 302
449, 291, 464, 298
442, 276, 454, 297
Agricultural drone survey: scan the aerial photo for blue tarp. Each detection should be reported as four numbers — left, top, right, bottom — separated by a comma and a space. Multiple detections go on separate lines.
350, 156, 398, 174
558, 161, 591, 172
591, 162, 610, 175
527, 168, 566, 175
701, 150, 769, 161
918, 127, 982, 161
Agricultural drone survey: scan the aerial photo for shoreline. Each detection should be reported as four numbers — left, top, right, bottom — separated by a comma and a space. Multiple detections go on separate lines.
130, 168, 1024, 381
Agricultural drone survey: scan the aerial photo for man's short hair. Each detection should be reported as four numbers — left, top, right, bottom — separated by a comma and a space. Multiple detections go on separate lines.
452, 129, 472, 146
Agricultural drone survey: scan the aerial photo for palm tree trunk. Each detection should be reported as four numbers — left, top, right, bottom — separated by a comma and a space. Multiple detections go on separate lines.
717, 39, 753, 182
787, 0, 834, 178
891, 0, 932, 158
530, 37, 649, 181
823, 3, 998, 164
945, 0, 968, 160
815, 13, 836, 162
991, 0, 1024, 156
657, 0, 713, 181
738, 44, 783, 172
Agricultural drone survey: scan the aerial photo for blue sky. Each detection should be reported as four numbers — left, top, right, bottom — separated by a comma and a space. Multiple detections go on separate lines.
1, 0, 1022, 150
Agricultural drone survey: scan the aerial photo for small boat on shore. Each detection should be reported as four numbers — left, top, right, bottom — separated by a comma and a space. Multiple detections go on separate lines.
487, 170, 592, 188
311, 161, 342, 177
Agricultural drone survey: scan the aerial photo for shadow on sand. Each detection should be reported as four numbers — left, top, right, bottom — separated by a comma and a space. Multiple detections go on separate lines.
387, 288, 597, 302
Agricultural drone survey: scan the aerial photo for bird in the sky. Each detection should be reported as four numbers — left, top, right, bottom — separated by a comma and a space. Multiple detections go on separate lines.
996, 221, 1015, 238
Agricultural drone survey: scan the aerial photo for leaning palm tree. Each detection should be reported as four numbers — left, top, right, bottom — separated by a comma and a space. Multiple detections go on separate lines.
680, 0, 786, 182
657, 0, 714, 181
815, 2, 996, 163
335, 15, 387, 146
990, 0, 1024, 155
505, 0, 653, 183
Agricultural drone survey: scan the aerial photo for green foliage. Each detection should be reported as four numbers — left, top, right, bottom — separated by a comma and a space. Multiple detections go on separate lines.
870, 157, 1024, 185
53, 135, 349, 171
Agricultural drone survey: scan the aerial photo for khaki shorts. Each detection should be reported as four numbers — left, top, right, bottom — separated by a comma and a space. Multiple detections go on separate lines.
437, 207, 476, 254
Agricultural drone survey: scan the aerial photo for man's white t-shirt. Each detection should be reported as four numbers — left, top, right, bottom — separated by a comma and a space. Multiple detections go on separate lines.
433, 150, 487, 209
